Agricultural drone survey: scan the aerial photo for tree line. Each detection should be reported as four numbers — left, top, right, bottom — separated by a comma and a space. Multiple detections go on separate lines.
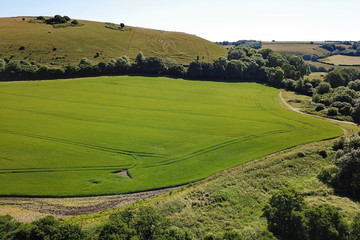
0, 47, 309, 86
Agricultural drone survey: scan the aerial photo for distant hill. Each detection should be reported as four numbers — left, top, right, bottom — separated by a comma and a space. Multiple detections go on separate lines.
0, 17, 227, 66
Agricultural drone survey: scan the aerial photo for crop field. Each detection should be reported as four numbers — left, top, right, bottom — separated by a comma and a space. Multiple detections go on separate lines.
0, 17, 226, 65
0, 76, 342, 196
321, 55, 360, 66
261, 42, 329, 56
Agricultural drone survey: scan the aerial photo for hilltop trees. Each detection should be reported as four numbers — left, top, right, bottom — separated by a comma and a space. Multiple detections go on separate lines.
45, 15, 71, 24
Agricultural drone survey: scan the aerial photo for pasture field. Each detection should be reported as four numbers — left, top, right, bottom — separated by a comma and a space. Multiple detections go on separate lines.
261, 42, 329, 56
305, 72, 327, 81
0, 17, 226, 65
0, 76, 342, 196
321, 55, 360, 66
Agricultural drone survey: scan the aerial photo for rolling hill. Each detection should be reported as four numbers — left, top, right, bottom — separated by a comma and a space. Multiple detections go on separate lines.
0, 17, 227, 66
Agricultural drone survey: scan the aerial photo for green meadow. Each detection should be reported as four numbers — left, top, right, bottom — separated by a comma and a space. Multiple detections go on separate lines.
0, 76, 342, 196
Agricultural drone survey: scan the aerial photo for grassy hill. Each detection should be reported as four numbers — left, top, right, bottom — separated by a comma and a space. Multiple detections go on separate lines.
0, 76, 342, 196
0, 17, 227, 65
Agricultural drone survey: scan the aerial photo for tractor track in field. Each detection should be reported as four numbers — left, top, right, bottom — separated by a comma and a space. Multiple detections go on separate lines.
140, 128, 295, 168
0, 129, 163, 158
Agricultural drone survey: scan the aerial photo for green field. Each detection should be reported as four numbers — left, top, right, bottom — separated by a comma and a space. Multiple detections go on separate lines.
0, 17, 226, 65
0, 76, 342, 196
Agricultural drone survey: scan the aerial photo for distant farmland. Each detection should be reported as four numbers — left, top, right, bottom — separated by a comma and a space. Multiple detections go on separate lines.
321, 55, 360, 65
261, 42, 329, 56
0, 76, 342, 196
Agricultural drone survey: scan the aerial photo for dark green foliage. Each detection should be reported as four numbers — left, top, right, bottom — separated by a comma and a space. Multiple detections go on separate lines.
348, 79, 360, 91
333, 149, 360, 198
168, 65, 186, 78
45, 15, 69, 25
318, 150, 327, 158
350, 213, 360, 240
282, 78, 297, 91
317, 165, 339, 185
327, 107, 338, 116
0, 215, 21, 239
97, 219, 137, 240
314, 103, 325, 111
333, 137, 345, 150
266, 67, 284, 87
221, 231, 242, 240
97, 206, 174, 240
37, 16, 45, 20
305, 205, 349, 240
1, 216, 88, 240
352, 101, 360, 124
317, 82, 331, 94
325, 71, 348, 88
19, 46, 25, 51
321, 44, 346, 52
262, 188, 307, 240
330, 101, 352, 115
71, 20, 79, 25
217, 40, 262, 49
141, 56, 166, 75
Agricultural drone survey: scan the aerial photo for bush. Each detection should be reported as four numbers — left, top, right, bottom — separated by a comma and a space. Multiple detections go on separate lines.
314, 103, 325, 111
262, 188, 307, 240
317, 82, 331, 94
297, 152, 305, 157
305, 205, 349, 240
351, 213, 360, 240
333, 149, 360, 198
318, 150, 327, 158
333, 137, 345, 150
168, 65, 186, 78
327, 107, 338, 116
317, 165, 339, 185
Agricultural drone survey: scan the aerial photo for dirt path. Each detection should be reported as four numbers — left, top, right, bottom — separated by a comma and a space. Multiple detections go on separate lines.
278, 91, 356, 128
0, 187, 176, 222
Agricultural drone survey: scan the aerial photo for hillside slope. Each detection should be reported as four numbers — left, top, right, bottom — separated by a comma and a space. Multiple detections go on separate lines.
0, 17, 227, 65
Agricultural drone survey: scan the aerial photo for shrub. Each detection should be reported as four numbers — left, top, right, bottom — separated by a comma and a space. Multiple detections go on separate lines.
318, 150, 327, 158
18, 46, 25, 51
317, 82, 331, 94
71, 20, 79, 25
350, 213, 360, 240
317, 165, 339, 185
351, 101, 360, 125
314, 103, 325, 111
327, 107, 338, 116
297, 152, 305, 157
333, 149, 360, 198
262, 188, 307, 240
305, 205, 349, 240
168, 65, 186, 78
333, 137, 345, 150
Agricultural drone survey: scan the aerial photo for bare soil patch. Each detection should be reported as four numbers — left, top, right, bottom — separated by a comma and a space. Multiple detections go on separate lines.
0, 188, 176, 222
